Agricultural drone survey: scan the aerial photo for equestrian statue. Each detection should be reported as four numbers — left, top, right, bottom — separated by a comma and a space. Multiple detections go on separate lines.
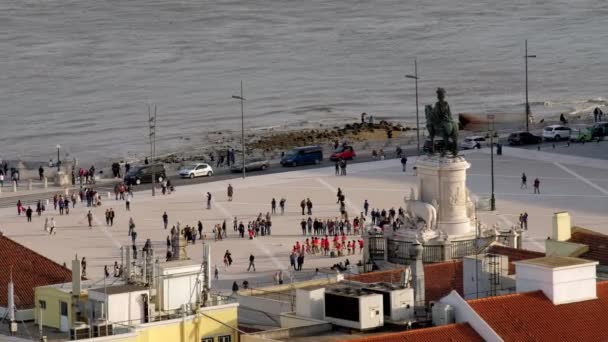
425, 87, 459, 156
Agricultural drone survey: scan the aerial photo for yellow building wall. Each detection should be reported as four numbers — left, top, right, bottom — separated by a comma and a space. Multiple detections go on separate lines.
34, 287, 74, 330
133, 305, 238, 342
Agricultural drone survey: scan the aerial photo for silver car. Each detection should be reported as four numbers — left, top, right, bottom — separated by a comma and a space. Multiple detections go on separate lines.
230, 157, 269, 173
178, 163, 213, 178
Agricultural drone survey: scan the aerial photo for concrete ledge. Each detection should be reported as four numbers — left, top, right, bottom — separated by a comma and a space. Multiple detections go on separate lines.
244, 319, 332, 341
545, 240, 589, 257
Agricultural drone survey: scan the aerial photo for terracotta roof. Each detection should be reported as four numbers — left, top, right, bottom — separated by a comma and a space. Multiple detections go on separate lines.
344, 323, 483, 342
0, 235, 72, 309
568, 227, 608, 266
347, 261, 463, 303
468, 281, 608, 341
487, 245, 545, 274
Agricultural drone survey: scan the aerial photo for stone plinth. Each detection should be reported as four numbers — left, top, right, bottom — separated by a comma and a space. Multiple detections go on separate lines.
416, 155, 473, 237
54, 172, 70, 186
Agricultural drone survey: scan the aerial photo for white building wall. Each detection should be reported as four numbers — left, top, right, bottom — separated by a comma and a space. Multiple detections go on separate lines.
107, 291, 147, 325
295, 288, 325, 320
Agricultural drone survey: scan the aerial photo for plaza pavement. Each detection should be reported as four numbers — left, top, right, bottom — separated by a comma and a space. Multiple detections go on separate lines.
0, 145, 606, 293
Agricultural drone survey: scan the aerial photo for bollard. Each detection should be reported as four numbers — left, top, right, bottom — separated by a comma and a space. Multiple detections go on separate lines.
28, 179, 32, 191
64, 188, 69, 196
46, 199, 50, 207
107, 192, 111, 200
13, 181, 17, 192
44, 177, 48, 189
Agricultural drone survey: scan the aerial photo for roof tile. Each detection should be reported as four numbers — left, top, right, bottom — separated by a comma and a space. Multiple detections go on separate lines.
568, 227, 608, 266
344, 323, 483, 342
0, 235, 72, 308
468, 281, 608, 341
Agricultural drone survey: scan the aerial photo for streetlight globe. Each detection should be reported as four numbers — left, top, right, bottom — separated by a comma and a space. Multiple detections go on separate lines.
56, 144, 61, 149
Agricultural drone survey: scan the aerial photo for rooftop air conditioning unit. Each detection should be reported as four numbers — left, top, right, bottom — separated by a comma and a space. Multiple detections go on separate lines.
324, 287, 383, 330
432, 303, 454, 326
363, 283, 414, 322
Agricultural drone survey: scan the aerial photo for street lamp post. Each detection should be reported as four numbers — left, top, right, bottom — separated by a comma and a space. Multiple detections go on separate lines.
405, 59, 420, 154
232, 81, 246, 179
487, 114, 496, 211
56, 144, 61, 172
525, 40, 536, 132
148, 105, 157, 196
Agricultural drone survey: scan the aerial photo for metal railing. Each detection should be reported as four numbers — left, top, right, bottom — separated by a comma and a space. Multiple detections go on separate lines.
387, 239, 412, 264
423, 245, 444, 263
369, 236, 386, 260
451, 239, 477, 259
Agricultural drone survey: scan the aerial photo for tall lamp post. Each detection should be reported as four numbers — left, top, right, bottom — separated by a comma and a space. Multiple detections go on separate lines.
232, 81, 246, 179
148, 105, 157, 196
56, 144, 61, 172
405, 59, 420, 154
487, 114, 496, 211
524, 40, 536, 132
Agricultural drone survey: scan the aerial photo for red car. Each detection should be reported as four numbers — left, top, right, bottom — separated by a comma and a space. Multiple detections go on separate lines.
330, 145, 356, 161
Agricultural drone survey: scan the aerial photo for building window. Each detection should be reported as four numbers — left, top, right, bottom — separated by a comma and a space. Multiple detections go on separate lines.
218, 335, 231, 342
39, 300, 46, 309
201, 338, 214, 342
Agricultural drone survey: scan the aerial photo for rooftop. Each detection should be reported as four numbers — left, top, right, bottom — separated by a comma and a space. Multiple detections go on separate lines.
468, 281, 608, 341
486, 245, 545, 274
347, 261, 463, 304
89, 284, 148, 295
344, 323, 483, 342
568, 226, 608, 266
0, 235, 72, 309
514, 255, 597, 269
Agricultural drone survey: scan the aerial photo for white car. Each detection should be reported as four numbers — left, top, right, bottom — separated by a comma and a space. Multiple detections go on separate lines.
178, 163, 213, 178
542, 125, 571, 141
461, 136, 486, 149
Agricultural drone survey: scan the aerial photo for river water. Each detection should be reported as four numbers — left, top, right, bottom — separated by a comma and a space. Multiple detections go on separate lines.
1, 0, 607, 163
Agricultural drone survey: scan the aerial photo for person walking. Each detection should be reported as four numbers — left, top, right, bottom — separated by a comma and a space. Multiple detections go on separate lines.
214, 265, 219, 280
521, 173, 527, 189
198, 220, 203, 240
162, 212, 168, 229
128, 217, 135, 236
86, 211, 93, 228
227, 184, 234, 201
0, 172, 4, 188
38, 165, 44, 181
306, 198, 312, 215
280, 198, 286, 215
109, 208, 115, 226
340, 159, 347, 176
44, 217, 49, 232
401, 156, 408, 172
125, 194, 131, 211
81, 257, 87, 278
206, 192, 212, 209
247, 254, 256, 272
271, 198, 276, 214
290, 253, 296, 270
300, 199, 305, 215
363, 200, 369, 217
297, 253, 304, 271
533, 178, 540, 194
232, 281, 239, 295
26, 206, 33, 222
522, 212, 529, 230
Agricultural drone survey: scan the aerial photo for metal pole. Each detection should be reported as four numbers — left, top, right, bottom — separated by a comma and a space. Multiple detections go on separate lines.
414, 59, 419, 154
148, 105, 156, 196
525, 40, 529, 132
489, 115, 496, 211
57, 147, 60, 172
241, 81, 245, 179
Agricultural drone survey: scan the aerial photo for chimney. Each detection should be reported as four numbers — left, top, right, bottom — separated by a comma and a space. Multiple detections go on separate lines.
514, 256, 598, 305
71, 255, 81, 295
410, 243, 425, 305
552, 211, 571, 241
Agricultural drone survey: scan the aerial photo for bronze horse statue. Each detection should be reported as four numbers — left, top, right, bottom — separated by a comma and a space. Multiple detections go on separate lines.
425, 88, 459, 156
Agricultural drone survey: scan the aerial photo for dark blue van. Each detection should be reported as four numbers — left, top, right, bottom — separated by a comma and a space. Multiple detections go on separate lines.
280, 146, 323, 167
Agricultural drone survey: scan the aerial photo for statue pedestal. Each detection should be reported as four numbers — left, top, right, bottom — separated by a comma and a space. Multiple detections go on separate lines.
416, 155, 474, 237
54, 172, 70, 186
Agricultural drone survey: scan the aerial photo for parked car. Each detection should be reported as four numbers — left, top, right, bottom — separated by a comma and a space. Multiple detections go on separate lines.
422, 138, 445, 153
330, 145, 356, 161
592, 122, 608, 138
230, 157, 269, 172
542, 125, 571, 141
280, 146, 323, 167
507, 132, 542, 145
569, 126, 594, 143
124, 164, 166, 185
461, 136, 486, 149
178, 163, 213, 178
